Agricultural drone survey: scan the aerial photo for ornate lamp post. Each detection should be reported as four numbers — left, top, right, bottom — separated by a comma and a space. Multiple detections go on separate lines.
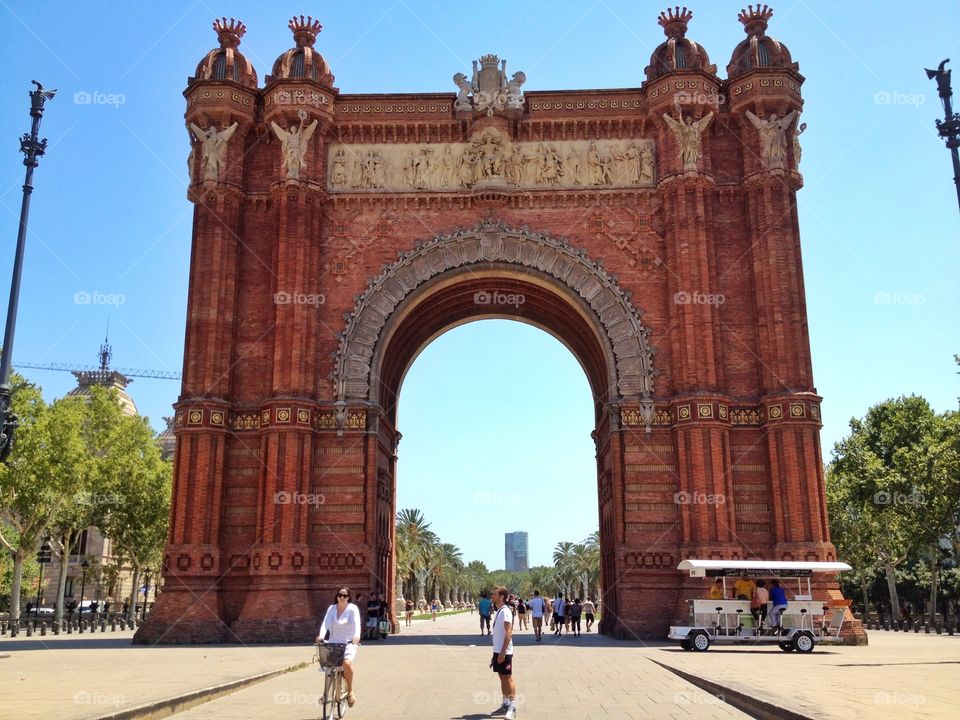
34, 536, 52, 616
141, 571, 151, 622
0, 81, 56, 461
78, 559, 89, 631
926, 59, 960, 213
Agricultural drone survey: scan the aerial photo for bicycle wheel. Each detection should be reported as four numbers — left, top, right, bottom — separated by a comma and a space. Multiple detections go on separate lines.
320, 669, 334, 720
335, 670, 349, 718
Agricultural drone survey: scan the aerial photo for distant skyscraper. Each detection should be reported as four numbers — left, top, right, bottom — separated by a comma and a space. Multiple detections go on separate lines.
504, 531, 529, 571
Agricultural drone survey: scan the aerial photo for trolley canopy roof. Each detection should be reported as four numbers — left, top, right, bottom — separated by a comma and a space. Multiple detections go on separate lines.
677, 559, 852, 577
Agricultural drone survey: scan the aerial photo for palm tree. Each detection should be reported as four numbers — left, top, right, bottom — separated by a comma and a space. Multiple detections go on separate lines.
553, 541, 576, 597
396, 509, 438, 603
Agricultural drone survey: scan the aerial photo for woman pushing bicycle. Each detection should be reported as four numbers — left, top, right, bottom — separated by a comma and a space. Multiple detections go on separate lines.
316, 586, 362, 708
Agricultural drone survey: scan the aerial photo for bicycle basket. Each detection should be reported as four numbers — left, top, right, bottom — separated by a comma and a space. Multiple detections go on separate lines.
316, 643, 346, 667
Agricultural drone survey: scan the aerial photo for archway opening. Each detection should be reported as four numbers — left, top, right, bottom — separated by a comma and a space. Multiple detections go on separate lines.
394, 319, 601, 612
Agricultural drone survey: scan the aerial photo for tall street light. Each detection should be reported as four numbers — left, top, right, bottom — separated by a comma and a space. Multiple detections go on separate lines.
0, 81, 56, 461
78, 559, 89, 632
926, 59, 960, 213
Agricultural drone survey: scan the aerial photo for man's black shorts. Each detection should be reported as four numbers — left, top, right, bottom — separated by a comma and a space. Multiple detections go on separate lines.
491, 652, 513, 675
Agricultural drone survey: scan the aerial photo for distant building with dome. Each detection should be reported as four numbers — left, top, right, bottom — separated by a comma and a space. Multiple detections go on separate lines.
46, 340, 163, 615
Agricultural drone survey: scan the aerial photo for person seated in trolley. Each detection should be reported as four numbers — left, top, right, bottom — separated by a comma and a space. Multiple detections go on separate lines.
732, 575, 756, 602
705, 578, 725, 600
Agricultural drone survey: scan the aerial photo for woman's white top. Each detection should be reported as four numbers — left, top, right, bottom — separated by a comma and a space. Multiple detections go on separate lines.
318, 602, 361, 644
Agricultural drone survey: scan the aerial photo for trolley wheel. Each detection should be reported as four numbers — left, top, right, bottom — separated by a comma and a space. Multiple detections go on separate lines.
690, 630, 711, 652
679, 639, 693, 650
778, 641, 794, 652
792, 630, 815, 653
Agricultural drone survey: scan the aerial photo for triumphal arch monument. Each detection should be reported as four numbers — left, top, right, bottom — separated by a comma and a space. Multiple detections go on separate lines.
137, 6, 849, 643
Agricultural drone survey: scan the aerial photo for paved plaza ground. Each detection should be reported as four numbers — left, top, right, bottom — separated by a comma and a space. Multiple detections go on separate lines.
1, 610, 956, 719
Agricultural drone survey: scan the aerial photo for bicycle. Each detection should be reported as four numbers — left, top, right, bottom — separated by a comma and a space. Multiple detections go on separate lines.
316, 642, 351, 719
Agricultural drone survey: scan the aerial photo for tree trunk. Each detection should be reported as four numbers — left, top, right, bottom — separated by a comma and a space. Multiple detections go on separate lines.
883, 562, 901, 620
860, 573, 870, 620
53, 528, 77, 623
10, 548, 25, 621
127, 565, 141, 622
928, 545, 939, 626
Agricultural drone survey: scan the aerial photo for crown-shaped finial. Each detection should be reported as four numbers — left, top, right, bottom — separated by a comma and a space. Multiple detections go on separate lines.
289, 15, 322, 48
738, 4, 774, 36
213, 17, 246, 49
658, 6, 693, 39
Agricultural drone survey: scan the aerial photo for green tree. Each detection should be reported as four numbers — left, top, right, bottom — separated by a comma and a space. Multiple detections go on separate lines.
0, 379, 88, 621
97, 410, 171, 621
828, 396, 953, 620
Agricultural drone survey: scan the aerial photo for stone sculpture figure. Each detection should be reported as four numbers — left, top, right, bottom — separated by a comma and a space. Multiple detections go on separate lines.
189, 121, 239, 182
331, 148, 348, 188
453, 72, 473, 111
662, 111, 713, 169
587, 142, 612, 185
566, 147, 582, 185
505, 71, 526, 110
745, 110, 797, 168
793, 119, 807, 170
617, 142, 642, 184
270, 109, 318, 180
438, 146, 456, 187
640, 145, 655, 184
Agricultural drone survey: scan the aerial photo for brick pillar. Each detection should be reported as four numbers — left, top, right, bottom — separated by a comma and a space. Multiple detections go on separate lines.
660, 175, 737, 557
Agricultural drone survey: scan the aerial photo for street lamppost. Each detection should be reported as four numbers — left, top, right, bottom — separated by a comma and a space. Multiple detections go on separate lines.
78, 559, 89, 632
926, 59, 960, 213
141, 571, 151, 622
0, 81, 56, 462
35, 536, 52, 617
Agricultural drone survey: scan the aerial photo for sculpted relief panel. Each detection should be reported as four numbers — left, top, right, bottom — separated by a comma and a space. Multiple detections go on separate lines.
327, 129, 655, 192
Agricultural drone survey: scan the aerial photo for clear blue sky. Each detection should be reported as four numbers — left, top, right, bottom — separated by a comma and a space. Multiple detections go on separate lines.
0, 1, 957, 569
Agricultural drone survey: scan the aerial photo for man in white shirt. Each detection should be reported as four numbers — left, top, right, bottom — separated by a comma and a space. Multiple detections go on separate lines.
528, 589, 547, 641
489, 586, 517, 719
552, 593, 566, 636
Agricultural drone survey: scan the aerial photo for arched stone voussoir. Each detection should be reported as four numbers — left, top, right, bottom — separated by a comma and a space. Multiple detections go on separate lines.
331, 218, 657, 401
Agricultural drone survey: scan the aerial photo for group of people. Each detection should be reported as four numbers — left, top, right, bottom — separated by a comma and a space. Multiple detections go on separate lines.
477, 590, 598, 641
706, 576, 791, 630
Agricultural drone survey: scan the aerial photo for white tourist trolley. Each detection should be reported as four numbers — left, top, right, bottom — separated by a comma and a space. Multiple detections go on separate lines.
667, 559, 852, 653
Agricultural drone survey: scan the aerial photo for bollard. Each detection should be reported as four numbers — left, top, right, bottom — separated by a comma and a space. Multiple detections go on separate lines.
1, 621, 6, 636
53, 622, 59, 635
67, 622, 72, 634
936, 624, 942, 634
40, 622, 46, 636
110, 619, 116, 631
25, 623, 32, 637
100, 620, 106, 632
924, 624, 931, 634
90, 620, 96, 633
120, 618, 126, 631
11, 623, 18, 638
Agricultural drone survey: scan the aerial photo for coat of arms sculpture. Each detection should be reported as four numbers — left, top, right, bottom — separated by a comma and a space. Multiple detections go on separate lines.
454, 54, 525, 116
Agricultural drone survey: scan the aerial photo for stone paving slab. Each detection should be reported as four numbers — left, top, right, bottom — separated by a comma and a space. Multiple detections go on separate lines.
172, 612, 746, 720
0, 630, 309, 720
4, 610, 956, 720
642, 631, 959, 720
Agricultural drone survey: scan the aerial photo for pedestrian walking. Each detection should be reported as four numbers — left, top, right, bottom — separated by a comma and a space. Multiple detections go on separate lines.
405, 598, 414, 627
552, 593, 566, 636
528, 590, 547, 641
582, 597, 596, 632
488, 587, 517, 719
569, 598, 583, 636
516, 597, 528, 630
478, 591, 493, 635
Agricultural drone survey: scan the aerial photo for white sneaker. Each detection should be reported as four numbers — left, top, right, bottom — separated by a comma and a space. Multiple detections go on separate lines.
505, 705, 516, 719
